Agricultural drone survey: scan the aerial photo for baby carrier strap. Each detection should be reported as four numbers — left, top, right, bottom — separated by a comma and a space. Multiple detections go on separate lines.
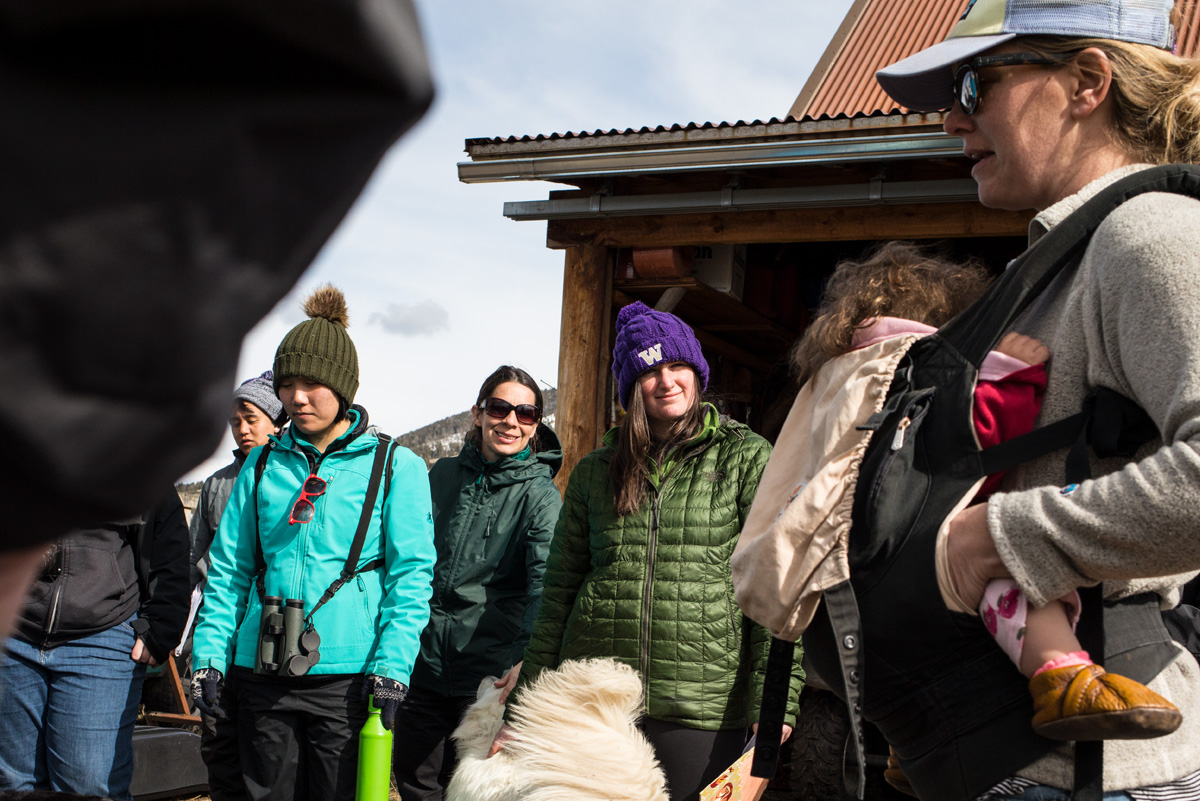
788, 165, 1200, 801
941, 164, 1200, 367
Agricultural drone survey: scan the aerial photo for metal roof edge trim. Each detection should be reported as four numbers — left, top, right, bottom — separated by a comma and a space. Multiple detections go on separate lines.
501, 178, 980, 221
458, 130, 963, 184
463, 110, 943, 158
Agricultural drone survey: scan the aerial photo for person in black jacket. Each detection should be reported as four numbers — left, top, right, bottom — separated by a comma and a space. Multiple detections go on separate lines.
0, 487, 190, 801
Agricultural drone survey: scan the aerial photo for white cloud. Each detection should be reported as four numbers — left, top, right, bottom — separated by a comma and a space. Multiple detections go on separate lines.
370, 301, 450, 336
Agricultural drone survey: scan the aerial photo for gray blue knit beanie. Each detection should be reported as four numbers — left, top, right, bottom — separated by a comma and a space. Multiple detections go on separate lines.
233, 370, 285, 423
611, 301, 709, 409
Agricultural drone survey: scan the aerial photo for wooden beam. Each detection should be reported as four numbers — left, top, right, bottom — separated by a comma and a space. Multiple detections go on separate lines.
692, 328, 774, 373
555, 245, 610, 493
546, 202, 1032, 249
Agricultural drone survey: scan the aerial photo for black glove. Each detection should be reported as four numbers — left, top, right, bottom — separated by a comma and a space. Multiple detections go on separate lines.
191, 668, 225, 719
362, 675, 408, 730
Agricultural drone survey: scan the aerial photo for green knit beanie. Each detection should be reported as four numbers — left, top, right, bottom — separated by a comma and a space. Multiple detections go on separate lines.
273, 285, 359, 404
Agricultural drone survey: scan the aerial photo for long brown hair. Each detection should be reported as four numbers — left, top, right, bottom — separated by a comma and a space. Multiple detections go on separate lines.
609, 371, 705, 516
790, 242, 992, 386
1018, 22, 1200, 165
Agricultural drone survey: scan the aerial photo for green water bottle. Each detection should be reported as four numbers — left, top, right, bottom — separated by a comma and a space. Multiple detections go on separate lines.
356, 695, 392, 801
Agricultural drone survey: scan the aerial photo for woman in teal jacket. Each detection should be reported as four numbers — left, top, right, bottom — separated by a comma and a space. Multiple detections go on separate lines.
191, 286, 436, 801
509, 303, 804, 801
394, 365, 561, 801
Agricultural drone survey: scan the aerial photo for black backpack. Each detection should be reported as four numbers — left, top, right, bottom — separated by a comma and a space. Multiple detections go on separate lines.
751, 164, 1200, 801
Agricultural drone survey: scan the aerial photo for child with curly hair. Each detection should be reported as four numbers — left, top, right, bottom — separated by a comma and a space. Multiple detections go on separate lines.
793, 241, 1179, 743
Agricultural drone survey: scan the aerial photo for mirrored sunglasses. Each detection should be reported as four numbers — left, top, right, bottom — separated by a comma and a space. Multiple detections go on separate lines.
482, 397, 540, 426
953, 53, 1061, 115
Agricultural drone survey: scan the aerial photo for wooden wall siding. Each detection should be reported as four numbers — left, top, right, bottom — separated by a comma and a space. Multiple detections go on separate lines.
554, 245, 612, 493
546, 202, 1033, 250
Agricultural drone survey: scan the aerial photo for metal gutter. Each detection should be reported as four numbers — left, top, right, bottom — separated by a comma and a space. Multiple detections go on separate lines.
502, 178, 979, 221
458, 131, 964, 184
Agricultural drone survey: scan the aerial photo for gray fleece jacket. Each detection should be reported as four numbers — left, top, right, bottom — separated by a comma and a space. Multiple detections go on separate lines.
989, 164, 1200, 791
188, 452, 244, 588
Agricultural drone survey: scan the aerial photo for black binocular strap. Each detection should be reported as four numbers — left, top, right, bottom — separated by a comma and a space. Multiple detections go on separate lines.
252, 444, 273, 601
250, 435, 395, 616
306, 433, 394, 624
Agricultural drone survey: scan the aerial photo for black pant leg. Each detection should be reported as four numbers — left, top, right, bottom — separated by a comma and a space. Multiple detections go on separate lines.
236, 672, 305, 801
201, 670, 251, 801
302, 675, 368, 801
640, 718, 748, 801
391, 688, 475, 801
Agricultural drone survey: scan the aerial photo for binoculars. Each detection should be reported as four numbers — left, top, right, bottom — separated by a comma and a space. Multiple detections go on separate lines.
255, 596, 322, 677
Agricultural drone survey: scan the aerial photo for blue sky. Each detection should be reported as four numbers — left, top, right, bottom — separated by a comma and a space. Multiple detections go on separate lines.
183, 0, 857, 481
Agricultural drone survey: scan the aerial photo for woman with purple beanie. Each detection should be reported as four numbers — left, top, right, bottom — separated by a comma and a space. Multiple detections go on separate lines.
509, 302, 805, 800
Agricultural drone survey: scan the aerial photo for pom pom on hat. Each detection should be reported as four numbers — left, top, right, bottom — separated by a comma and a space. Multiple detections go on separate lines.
273, 284, 360, 403
611, 301, 709, 409
303, 285, 350, 328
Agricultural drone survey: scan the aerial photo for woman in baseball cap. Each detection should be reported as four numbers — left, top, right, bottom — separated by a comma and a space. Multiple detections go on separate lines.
872, 1, 1200, 799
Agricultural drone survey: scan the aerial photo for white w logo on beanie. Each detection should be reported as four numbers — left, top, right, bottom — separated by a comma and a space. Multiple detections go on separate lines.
637, 343, 664, 366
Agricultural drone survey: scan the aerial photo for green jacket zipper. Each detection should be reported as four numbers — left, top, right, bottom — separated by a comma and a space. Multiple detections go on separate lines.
637, 438, 715, 704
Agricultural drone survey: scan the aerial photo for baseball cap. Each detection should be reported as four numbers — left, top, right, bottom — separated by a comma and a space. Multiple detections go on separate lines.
876, 0, 1176, 112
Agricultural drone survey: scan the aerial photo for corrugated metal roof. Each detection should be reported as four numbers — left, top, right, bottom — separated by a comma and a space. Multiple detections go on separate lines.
465, 0, 1200, 157
798, 0, 1200, 118
1178, 0, 1200, 56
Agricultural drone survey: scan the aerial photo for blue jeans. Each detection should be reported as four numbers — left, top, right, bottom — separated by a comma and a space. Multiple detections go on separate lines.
0, 616, 146, 801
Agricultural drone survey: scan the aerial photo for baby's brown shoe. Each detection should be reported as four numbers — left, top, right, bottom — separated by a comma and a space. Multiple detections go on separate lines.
1030, 663, 1182, 741
884, 745, 917, 797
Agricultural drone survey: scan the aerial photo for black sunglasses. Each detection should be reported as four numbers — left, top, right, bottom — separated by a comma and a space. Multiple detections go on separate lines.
482, 397, 541, 426
954, 53, 1061, 115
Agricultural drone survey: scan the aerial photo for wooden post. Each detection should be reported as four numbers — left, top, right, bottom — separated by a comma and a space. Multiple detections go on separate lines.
555, 245, 611, 494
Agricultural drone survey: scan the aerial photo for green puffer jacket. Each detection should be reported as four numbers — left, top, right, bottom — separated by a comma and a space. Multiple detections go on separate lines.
415, 425, 563, 696
521, 405, 803, 730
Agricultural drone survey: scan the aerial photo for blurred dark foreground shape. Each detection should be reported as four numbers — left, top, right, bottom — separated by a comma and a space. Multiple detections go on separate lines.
0, 0, 434, 549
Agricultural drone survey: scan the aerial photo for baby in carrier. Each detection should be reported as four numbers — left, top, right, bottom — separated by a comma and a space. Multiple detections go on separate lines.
791, 241, 1181, 743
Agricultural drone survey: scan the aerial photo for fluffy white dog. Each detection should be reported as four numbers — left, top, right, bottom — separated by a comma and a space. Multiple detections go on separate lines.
445, 657, 671, 801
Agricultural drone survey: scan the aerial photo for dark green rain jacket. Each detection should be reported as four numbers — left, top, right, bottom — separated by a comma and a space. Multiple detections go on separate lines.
414, 424, 562, 696
521, 405, 804, 730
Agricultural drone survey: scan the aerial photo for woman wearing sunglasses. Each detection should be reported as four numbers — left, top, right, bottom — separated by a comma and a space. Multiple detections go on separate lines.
501, 302, 803, 801
392, 365, 562, 800
874, 0, 1200, 798
190, 285, 436, 801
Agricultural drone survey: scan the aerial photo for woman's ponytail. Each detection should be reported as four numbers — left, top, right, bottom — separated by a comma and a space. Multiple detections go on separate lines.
1024, 34, 1200, 164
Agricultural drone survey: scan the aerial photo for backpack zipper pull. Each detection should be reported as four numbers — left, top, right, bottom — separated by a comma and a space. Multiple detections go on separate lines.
892, 417, 912, 451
